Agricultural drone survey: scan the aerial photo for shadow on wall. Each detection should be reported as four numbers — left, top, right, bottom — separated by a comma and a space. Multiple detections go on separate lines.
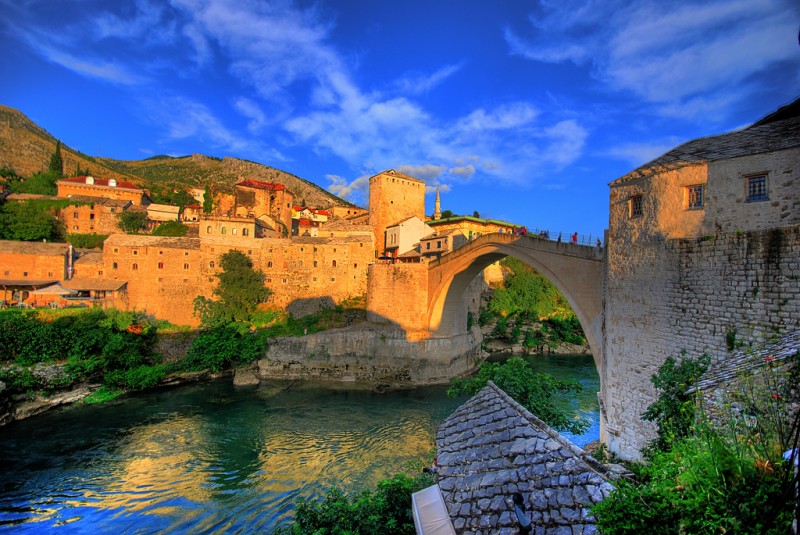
286, 296, 336, 318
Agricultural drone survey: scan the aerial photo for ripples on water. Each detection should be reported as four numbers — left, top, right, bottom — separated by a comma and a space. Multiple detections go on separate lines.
0, 354, 599, 533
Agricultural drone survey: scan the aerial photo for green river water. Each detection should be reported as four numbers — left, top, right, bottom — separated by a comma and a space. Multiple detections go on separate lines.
0, 354, 599, 533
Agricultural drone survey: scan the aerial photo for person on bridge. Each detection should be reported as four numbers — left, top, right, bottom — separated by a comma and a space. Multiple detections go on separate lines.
571, 232, 578, 244
557, 232, 562, 244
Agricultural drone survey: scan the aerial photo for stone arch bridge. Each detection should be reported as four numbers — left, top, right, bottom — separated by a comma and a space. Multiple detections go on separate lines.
367, 232, 605, 370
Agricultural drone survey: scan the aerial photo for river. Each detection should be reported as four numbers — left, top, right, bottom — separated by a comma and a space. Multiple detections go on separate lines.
0, 354, 599, 533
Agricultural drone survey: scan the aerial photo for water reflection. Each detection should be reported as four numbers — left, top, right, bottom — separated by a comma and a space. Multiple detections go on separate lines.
0, 355, 599, 533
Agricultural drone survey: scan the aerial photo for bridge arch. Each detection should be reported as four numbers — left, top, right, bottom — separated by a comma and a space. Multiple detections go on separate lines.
427, 233, 605, 370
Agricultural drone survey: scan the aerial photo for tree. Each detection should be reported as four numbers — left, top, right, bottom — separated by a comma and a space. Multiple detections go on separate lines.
473, 210, 480, 218
447, 357, 589, 434
203, 184, 213, 214
152, 221, 188, 237
193, 250, 270, 327
117, 210, 148, 233
0, 200, 60, 241
441, 209, 455, 219
49, 140, 63, 177
11, 170, 59, 196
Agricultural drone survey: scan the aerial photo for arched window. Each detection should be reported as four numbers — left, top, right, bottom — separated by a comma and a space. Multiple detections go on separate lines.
232, 228, 237, 235
132, 263, 138, 270
157, 262, 164, 269
207, 226, 212, 234
267, 261, 273, 268
332, 260, 337, 267
242, 228, 249, 236
209, 261, 215, 268
313, 261, 318, 268
221, 227, 227, 235
183, 263, 189, 270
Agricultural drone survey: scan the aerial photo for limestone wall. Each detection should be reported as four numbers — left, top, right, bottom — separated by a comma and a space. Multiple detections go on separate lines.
259, 325, 484, 386
366, 263, 430, 333
603, 225, 800, 458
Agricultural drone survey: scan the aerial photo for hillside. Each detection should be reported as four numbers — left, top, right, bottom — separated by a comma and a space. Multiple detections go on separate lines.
0, 104, 352, 209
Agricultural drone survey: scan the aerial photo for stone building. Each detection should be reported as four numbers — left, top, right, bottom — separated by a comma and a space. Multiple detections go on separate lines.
56, 176, 148, 205
384, 216, 431, 260
368, 169, 426, 258
602, 100, 800, 458
427, 215, 522, 241
233, 179, 293, 235
419, 229, 468, 260
59, 196, 131, 235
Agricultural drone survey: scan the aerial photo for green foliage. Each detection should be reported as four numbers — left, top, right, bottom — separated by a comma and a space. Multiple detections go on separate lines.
440, 209, 455, 219
488, 258, 568, 319
282, 473, 430, 535
0, 167, 19, 180
82, 385, 122, 404
447, 357, 589, 434
104, 364, 167, 391
593, 352, 797, 534
117, 210, 148, 233
151, 220, 188, 237
0, 199, 62, 241
48, 140, 63, 176
543, 316, 586, 345
67, 233, 108, 249
466, 311, 474, 330
9, 170, 61, 196
182, 325, 267, 372
641, 353, 711, 454
203, 184, 213, 213
148, 187, 194, 208
0, 365, 38, 395
193, 250, 270, 328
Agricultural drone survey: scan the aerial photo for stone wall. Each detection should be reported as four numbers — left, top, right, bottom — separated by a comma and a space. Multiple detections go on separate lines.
603, 225, 800, 458
368, 170, 426, 256
367, 262, 430, 333
259, 324, 484, 386
0, 241, 69, 280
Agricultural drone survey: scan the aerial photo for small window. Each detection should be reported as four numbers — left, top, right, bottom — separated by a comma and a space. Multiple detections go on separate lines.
47, 272, 53, 277
629, 195, 643, 218
436, 240, 442, 248
113, 262, 118, 270
73, 212, 78, 219
747, 175, 768, 202
113, 248, 119, 253
267, 261, 273, 268
210, 261, 215, 268
133, 250, 138, 256
183, 263, 189, 270
159, 250, 163, 255
132, 263, 138, 270
89, 213, 95, 220
686, 185, 704, 209
426, 242, 431, 250
221, 227, 227, 235
242, 228, 249, 236
232, 227, 237, 235
207, 226, 212, 234
158, 262, 164, 269
332, 260, 337, 267
3, 271, 8, 276
184, 252, 189, 256
23, 271, 28, 277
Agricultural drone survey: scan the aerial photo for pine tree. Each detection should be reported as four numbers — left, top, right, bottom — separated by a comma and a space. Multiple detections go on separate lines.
48, 140, 64, 177
203, 184, 213, 213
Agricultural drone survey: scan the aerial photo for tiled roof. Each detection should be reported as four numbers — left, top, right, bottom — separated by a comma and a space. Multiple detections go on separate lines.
58, 176, 141, 190
235, 179, 285, 191
612, 112, 800, 185
436, 382, 614, 534
0, 240, 70, 256
62, 278, 127, 292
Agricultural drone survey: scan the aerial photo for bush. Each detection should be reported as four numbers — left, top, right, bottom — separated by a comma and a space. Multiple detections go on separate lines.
104, 364, 167, 391
182, 326, 267, 372
67, 233, 108, 249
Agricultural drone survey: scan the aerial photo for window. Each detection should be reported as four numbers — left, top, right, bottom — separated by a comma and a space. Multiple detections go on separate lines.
184, 252, 189, 256
23, 271, 28, 277
232, 227, 237, 235
159, 250, 163, 255
242, 228, 249, 236
629, 195, 643, 218
207, 226, 212, 234
158, 262, 164, 269
113, 248, 118, 253
332, 260, 337, 267
313, 260, 318, 268
113, 262, 118, 270
221, 227, 227, 235
209, 261, 215, 268
436, 240, 442, 248
133, 250, 138, 256
426, 242, 431, 250
686, 185, 704, 209
89, 213, 95, 220
183, 263, 189, 270
73, 212, 78, 219
267, 261, 273, 268
132, 263, 138, 270
747, 175, 768, 201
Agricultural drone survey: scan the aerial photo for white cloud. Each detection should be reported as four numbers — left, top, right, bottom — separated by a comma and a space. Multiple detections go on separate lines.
396, 164, 446, 181
606, 138, 681, 167
38, 46, 145, 85
449, 165, 476, 179
393, 63, 465, 95
508, 0, 800, 116
234, 97, 268, 134
326, 173, 370, 204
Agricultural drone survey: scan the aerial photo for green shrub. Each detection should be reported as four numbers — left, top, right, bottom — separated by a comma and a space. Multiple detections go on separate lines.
67, 233, 108, 249
182, 326, 267, 372
448, 357, 588, 434
0, 365, 38, 394
104, 364, 167, 391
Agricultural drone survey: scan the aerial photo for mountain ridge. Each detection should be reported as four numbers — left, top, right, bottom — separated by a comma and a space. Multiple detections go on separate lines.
0, 104, 353, 209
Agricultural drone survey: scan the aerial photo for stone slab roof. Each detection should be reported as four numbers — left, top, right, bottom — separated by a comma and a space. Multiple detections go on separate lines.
62, 278, 127, 292
0, 240, 70, 256
612, 112, 800, 186
104, 234, 201, 250
66, 195, 132, 208
435, 382, 614, 534
692, 330, 800, 393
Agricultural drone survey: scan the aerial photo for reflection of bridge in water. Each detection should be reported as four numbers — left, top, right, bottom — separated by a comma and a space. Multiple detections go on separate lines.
426, 233, 605, 369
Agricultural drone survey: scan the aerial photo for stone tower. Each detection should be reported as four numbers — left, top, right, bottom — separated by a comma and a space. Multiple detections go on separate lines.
368, 169, 426, 257
434, 187, 441, 220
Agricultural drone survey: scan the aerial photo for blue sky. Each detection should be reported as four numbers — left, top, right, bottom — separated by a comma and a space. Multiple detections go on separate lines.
1, 0, 798, 239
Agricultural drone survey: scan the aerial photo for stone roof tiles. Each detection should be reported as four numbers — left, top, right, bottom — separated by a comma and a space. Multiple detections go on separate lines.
0, 240, 70, 256
435, 382, 614, 534
104, 234, 201, 250
612, 113, 800, 185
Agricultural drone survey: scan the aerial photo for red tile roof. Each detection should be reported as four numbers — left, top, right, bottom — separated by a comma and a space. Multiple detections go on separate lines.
59, 176, 141, 190
235, 179, 285, 191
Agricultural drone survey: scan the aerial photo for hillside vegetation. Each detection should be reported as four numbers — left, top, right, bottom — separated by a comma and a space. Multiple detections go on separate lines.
0, 105, 351, 209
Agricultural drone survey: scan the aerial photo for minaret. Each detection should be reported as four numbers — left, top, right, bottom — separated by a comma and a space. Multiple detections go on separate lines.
434, 187, 441, 220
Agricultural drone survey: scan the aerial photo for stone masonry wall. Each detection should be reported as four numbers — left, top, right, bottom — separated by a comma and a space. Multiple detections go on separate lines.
367, 262, 430, 334
603, 225, 800, 458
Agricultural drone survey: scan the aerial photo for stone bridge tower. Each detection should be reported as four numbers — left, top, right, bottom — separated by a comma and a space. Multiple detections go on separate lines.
368, 170, 426, 258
